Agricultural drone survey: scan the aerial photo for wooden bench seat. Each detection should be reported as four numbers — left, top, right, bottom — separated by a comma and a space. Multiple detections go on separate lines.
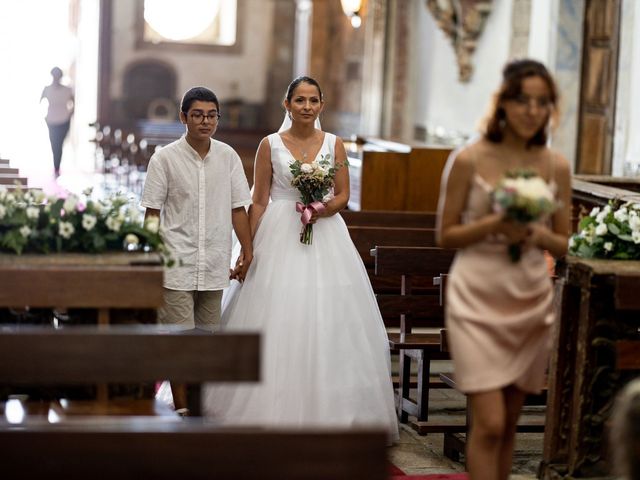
0, 326, 260, 416
0, 423, 388, 480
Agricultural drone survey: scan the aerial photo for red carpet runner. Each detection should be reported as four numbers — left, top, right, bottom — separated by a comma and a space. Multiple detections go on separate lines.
389, 463, 468, 479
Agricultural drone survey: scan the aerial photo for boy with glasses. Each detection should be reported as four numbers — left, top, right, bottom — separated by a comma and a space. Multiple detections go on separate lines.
141, 86, 253, 414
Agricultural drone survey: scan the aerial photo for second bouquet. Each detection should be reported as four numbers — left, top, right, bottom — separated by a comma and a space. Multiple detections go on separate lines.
492, 170, 557, 262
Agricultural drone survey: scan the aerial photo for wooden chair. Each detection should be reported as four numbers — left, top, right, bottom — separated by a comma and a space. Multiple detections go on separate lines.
373, 246, 457, 434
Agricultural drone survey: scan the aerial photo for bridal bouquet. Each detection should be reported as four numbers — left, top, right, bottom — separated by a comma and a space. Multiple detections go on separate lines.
289, 154, 347, 245
569, 201, 640, 259
492, 170, 556, 262
0, 185, 173, 265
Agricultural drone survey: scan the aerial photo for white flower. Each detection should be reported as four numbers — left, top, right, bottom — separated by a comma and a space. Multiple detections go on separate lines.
63, 195, 78, 213
124, 233, 139, 246
44, 204, 51, 213
127, 206, 142, 222
630, 216, 640, 232
58, 221, 75, 239
82, 214, 97, 231
590, 207, 600, 217
144, 216, 160, 234
581, 225, 595, 244
633, 231, 640, 244
614, 208, 628, 223
322, 193, 334, 204
509, 177, 554, 202
105, 216, 122, 232
5, 193, 15, 204
596, 211, 607, 223
19, 225, 31, 238
569, 237, 576, 249
603, 205, 612, 214
300, 163, 313, 174
604, 242, 613, 252
32, 190, 46, 203
595, 223, 608, 236
26, 206, 39, 219
0, 204, 6, 219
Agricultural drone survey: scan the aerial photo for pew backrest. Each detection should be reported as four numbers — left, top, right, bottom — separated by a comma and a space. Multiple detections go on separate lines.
0, 327, 259, 384
0, 423, 388, 480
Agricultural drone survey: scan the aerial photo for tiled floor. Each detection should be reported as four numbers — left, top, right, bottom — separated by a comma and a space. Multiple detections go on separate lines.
388, 365, 543, 479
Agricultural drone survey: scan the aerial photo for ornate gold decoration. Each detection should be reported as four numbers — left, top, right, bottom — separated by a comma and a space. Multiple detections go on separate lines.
425, 0, 493, 82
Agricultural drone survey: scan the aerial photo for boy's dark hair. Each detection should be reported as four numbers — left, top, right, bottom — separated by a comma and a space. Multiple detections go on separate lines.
180, 87, 219, 114
285, 76, 323, 103
483, 58, 559, 148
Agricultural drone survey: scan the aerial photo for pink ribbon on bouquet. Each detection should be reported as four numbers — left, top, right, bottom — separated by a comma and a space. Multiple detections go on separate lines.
296, 201, 326, 225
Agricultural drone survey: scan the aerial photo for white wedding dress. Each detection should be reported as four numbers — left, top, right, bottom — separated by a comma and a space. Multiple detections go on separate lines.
203, 132, 399, 442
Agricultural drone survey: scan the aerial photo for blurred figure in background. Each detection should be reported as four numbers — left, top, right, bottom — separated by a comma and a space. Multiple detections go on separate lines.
41, 66, 74, 177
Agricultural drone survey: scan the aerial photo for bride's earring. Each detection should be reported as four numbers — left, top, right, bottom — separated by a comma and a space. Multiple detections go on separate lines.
287, 111, 292, 120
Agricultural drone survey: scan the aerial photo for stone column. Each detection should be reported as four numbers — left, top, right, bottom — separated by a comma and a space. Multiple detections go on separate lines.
509, 0, 531, 58
264, 0, 297, 131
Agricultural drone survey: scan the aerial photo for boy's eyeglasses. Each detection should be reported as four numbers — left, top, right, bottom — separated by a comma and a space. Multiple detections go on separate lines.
190, 112, 221, 123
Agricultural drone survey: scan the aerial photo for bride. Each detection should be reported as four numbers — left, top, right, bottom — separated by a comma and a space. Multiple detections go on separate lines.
203, 76, 399, 442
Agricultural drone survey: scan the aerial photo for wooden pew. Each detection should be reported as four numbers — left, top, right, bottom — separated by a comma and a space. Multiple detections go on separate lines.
348, 226, 436, 269
616, 340, 640, 370
0, 424, 388, 480
0, 326, 260, 417
0, 174, 27, 187
0, 252, 164, 325
373, 246, 457, 434
341, 210, 436, 229
0, 328, 388, 480
346, 138, 451, 211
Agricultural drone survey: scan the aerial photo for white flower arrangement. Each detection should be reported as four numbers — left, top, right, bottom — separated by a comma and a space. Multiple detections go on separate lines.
569, 201, 640, 259
0, 185, 173, 265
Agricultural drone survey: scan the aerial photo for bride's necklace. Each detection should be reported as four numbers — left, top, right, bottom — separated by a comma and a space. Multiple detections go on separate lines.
289, 132, 315, 162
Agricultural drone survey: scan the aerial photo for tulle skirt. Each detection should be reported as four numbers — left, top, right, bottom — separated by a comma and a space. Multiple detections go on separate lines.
203, 199, 399, 442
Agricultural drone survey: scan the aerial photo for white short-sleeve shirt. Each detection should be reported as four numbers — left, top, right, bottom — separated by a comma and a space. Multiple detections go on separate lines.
141, 136, 252, 290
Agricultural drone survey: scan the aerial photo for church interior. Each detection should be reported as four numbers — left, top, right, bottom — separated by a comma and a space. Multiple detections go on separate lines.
0, 0, 639, 479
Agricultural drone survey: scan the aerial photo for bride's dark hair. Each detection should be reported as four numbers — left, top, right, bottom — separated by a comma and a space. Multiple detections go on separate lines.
285, 76, 323, 102
483, 59, 559, 148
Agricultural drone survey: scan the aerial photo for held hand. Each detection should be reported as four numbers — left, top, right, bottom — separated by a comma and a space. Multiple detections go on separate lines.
298, 201, 327, 225
308, 208, 325, 224
524, 223, 548, 250
494, 218, 530, 245
230, 252, 253, 282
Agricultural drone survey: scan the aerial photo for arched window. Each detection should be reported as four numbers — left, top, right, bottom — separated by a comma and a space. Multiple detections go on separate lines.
136, 0, 242, 53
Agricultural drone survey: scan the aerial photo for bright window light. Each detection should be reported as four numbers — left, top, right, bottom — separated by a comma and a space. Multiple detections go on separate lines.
144, 0, 221, 41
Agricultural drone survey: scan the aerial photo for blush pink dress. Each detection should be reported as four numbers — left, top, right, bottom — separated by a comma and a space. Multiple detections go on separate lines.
445, 172, 556, 394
